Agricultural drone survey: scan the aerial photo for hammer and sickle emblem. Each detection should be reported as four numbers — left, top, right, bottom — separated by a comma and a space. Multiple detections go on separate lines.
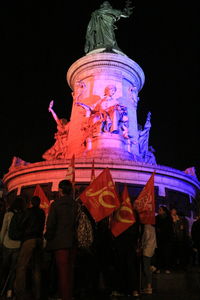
86, 181, 116, 208
143, 194, 152, 210
116, 206, 133, 223
98, 191, 116, 208
136, 194, 153, 212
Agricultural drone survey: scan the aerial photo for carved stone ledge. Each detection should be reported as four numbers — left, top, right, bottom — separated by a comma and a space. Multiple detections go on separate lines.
67, 52, 145, 92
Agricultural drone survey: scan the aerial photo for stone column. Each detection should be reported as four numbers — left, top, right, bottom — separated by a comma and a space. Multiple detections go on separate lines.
66, 52, 145, 160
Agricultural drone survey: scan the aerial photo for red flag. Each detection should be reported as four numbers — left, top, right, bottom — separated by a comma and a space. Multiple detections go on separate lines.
91, 159, 95, 183
134, 172, 155, 224
33, 184, 50, 216
66, 154, 75, 185
80, 168, 120, 222
110, 184, 136, 237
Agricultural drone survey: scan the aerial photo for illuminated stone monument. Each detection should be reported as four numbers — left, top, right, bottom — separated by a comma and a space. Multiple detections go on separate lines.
42, 1, 151, 164
3, 2, 200, 217
41, 52, 154, 164
65, 52, 145, 161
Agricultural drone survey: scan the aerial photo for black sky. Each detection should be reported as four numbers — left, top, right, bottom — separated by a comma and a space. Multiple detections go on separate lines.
0, 0, 199, 179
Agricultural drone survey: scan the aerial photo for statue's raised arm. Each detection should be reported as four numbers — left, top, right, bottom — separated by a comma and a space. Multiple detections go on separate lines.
84, 1, 133, 54
48, 100, 59, 124
48, 100, 67, 130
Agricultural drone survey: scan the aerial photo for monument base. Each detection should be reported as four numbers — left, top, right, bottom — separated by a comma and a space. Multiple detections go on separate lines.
3, 158, 199, 205
84, 133, 135, 160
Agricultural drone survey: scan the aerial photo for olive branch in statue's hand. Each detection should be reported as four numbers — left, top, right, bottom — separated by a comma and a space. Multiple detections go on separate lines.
124, 0, 134, 16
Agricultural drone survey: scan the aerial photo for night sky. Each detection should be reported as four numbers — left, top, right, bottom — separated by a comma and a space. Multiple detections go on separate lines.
0, 0, 199, 180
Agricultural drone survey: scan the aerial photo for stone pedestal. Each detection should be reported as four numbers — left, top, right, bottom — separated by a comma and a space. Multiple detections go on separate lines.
66, 52, 145, 160
84, 133, 134, 160
3, 158, 200, 203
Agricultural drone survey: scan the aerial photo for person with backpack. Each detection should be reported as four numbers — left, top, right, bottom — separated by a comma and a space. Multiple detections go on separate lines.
14, 195, 46, 300
0, 196, 26, 299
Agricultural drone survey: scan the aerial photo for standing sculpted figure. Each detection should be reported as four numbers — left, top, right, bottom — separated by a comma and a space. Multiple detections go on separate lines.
138, 113, 157, 164
84, 1, 133, 53
138, 112, 152, 158
42, 100, 69, 160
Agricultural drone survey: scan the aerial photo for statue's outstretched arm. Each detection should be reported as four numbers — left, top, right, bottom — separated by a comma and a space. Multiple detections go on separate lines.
76, 102, 92, 117
48, 100, 59, 124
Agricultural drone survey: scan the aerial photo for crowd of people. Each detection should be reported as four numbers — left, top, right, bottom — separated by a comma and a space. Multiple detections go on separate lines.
0, 183, 200, 300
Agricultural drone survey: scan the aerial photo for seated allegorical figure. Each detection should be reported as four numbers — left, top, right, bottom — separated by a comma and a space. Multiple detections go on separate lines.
76, 85, 130, 139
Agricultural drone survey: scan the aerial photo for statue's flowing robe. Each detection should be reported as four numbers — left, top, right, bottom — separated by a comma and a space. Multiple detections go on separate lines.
84, 8, 122, 53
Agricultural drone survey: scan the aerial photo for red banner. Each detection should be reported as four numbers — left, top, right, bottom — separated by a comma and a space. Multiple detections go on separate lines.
134, 172, 155, 224
80, 168, 120, 222
110, 184, 136, 237
33, 184, 50, 216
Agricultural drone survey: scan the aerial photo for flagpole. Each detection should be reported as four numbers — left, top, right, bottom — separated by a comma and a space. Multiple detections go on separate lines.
66, 154, 76, 201
138, 221, 142, 293
72, 183, 76, 202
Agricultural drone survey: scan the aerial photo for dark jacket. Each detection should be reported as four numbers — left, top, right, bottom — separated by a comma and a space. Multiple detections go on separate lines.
191, 218, 200, 248
155, 214, 174, 244
45, 195, 76, 251
173, 217, 189, 243
21, 206, 46, 242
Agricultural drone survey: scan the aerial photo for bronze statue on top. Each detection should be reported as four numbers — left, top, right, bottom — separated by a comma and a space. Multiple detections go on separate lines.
84, 1, 133, 54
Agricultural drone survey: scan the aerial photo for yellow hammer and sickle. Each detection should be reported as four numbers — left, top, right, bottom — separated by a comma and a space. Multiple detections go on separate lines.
86, 181, 116, 208
116, 206, 133, 223
86, 186, 107, 197
86, 181, 114, 197
99, 191, 116, 208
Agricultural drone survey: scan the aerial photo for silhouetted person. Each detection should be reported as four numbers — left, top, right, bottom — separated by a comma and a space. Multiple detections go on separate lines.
155, 206, 174, 274
111, 222, 140, 297
170, 208, 190, 270
191, 215, 200, 268
141, 224, 157, 295
0, 196, 25, 299
14, 196, 45, 300
45, 180, 76, 300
